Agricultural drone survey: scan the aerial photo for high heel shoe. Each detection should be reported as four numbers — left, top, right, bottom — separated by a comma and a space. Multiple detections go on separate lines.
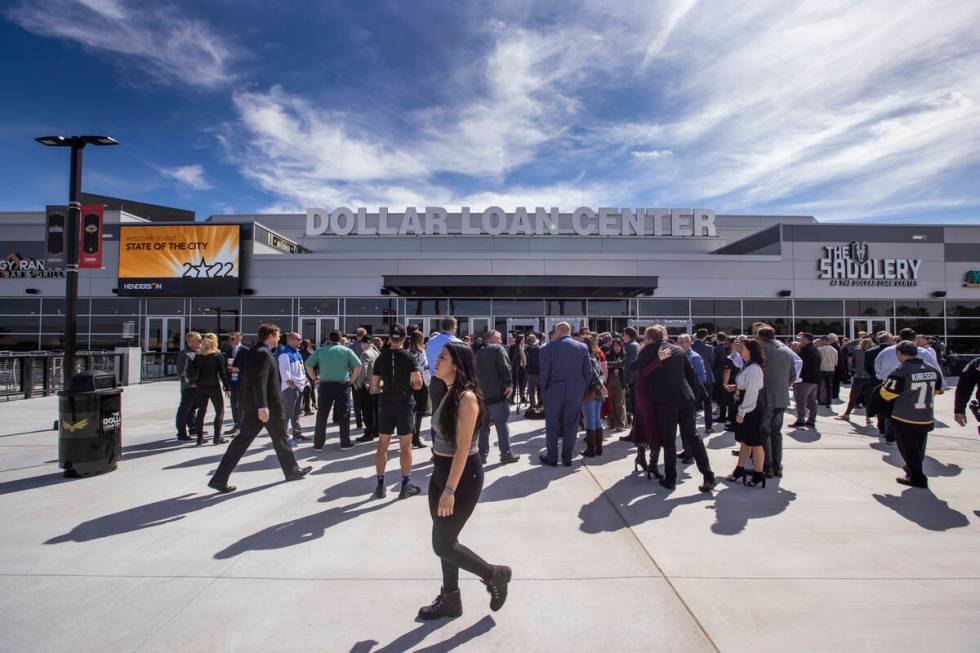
634, 447, 648, 472
726, 466, 747, 482
745, 471, 767, 488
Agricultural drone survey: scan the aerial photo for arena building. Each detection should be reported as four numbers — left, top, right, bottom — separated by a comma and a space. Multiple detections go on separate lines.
1, 200, 978, 356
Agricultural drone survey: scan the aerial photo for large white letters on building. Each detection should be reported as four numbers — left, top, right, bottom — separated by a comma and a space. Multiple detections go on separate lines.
818, 241, 921, 287
304, 207, 718, 238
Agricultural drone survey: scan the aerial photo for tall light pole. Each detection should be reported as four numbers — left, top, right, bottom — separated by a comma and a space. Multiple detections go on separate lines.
35, 135, 118, 386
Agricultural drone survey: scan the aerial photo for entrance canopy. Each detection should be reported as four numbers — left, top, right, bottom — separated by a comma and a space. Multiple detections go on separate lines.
381, 275, 658, 298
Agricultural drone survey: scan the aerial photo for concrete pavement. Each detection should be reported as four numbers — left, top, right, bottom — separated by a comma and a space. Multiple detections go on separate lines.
1, 381, 979, 652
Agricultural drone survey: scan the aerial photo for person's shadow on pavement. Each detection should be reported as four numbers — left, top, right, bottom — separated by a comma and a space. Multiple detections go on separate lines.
873, 489, 969, 531
709, 481, 797, 535
45, 482, 280, 543
350, 615, 495, 653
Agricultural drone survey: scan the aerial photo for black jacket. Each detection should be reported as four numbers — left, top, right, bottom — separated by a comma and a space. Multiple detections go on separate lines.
865, 344, 886, 378
243, 343, 284, 416
476, 343, 513, 404
633, 343, 700, 404
188, 352, 229, 390
799, 343, 822, 384
954, 357, 980, 415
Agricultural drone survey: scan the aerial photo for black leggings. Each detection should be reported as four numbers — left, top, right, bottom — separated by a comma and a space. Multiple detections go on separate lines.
428, 453, 492, 591
195, 385, 224, 441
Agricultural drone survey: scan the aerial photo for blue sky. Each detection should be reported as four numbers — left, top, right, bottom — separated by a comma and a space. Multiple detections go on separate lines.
2, 0, 980, 224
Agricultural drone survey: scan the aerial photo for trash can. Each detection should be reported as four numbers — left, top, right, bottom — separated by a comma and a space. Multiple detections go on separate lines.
58, 371, 123, 477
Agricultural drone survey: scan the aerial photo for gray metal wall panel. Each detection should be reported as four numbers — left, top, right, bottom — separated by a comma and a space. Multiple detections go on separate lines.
944, 243, 980, 262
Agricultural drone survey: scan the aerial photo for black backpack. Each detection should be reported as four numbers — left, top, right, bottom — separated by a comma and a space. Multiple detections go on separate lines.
588, 354, 605, 395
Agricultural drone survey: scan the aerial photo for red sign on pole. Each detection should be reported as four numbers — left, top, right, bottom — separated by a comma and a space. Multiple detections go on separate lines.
79, 204, 104, 269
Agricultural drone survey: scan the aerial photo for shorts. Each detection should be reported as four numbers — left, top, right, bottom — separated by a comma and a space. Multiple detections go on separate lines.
377, 395, 415, 436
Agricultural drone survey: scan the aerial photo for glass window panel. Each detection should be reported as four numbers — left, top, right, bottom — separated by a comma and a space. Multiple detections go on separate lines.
946, 337, 980, 354
298, 298, 339, 315
844, 300, 894, 317
343, 316, 390, 335
612, 317, 630, 334
590, 317, 612, 334
691, 300, 740, 316
41, 315, 73, 332
636, 299, 689, 316
89, 298, 139, 315
948, 319, 980, 336
40, 333, 66, 349
793, 300, 843, 317
146, 298, 185, 314
0, 298, 41, 314
0, 316, 40, 332
793, 319, 845, 335
190, 298, 241, 314
407, 299, 445, 315
345, 297, 398, 315
240, 316, 291, 339
547, 299, 586, 315
894, 318, 944, 336
0, 334, 39, 350
944, 302, 980, 317
186, 316, 219, 333
40, 298, 66, 315
89, 316, 137, 332
588, 299, 630, 316
449, 299, 491, 314
692, 319, 742, 336
744, 317, 791, 335
742, 300, 790, 315
492, 299, 544, 315
893, 300, 945, 317
88, 334, 139, 349
243, 298, 291, 315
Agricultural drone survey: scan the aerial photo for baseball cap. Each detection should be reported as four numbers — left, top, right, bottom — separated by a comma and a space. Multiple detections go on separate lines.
388, 323, 406, 340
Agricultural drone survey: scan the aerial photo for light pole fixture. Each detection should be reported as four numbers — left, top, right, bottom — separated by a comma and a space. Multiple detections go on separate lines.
35, 135, 118, 386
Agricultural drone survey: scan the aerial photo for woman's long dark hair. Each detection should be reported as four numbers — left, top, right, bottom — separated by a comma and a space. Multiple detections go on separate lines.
437, 342, 486, 445
410, 330, 425, 354
742, 338, 766, 369
610, 338, 625, 358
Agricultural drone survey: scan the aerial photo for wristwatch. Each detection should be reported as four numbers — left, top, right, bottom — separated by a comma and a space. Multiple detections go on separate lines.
443, 485, 456, 496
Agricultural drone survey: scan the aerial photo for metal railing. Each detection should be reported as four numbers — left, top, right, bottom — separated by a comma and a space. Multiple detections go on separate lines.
0, 349, 180, 400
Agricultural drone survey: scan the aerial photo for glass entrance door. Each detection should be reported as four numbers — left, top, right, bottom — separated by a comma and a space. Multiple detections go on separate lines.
299, 316, 340, 345
145, 316, 184, 378
506, 318, 540, 337
850, 318, 889, 340
629, 318, 693, 337
146, 316, 184, 352
468, 317, 492, 338
407, 317, 437, 337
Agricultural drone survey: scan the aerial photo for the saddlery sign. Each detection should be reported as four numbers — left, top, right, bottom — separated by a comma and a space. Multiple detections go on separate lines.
305, 207, 718, 238
819, 241, 921, 287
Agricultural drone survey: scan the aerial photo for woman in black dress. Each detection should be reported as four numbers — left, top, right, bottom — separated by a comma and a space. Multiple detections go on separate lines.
725, 338, 767, 487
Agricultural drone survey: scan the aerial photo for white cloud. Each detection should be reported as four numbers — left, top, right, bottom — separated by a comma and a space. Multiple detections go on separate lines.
160, 164, 212, 190
7, 0, 234, 88
631, 149, 673, 160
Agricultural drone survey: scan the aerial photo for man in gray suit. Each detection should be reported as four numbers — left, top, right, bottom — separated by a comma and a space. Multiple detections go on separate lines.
539, 322, 592, 466
757, 326, 797, 478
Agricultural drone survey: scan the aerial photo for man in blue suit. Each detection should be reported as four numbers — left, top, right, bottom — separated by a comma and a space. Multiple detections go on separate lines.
538, 322, 593, 466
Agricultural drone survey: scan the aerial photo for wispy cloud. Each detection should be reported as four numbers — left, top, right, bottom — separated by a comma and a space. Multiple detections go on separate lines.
160, 164, 212, 190
7, 0, 234, 88
631, 149, 673, 160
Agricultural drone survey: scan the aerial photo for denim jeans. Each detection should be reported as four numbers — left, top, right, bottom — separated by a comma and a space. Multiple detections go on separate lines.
581, 398, 602, 429
478, 400, 512, 457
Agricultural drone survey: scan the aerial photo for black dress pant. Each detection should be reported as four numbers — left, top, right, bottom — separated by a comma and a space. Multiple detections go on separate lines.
357, 386, 378, 438
176, 384, 198, 437
194, 385, 224, 441
428, 453, 492, 591
894, 422, 930, 485
820, 371, 834, 406
658, 400, 712, 483
230, 384, 244, 427
315, 382, 351, 448
211, 411, 301, 484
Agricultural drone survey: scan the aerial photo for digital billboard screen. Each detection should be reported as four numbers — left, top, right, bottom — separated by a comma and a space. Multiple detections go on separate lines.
117, 224, 241, 296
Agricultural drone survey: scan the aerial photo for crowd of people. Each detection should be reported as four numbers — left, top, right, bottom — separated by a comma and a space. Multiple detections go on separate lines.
169, 316, 979, 620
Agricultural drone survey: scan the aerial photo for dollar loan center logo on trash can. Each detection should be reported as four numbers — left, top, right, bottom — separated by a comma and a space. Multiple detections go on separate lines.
102, 413, 121, 430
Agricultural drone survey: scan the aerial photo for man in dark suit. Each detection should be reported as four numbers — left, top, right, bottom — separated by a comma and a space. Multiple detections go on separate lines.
225, 331, 249, 435
209, 323, 311, 493
636, 325, 716, 491
538, 322, 592, 466
691, 328, 716, 433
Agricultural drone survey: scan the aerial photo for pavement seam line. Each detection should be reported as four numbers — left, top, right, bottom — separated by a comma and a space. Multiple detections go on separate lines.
581, 463, 722, 653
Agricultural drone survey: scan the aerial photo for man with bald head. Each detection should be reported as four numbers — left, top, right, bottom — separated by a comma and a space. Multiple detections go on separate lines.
538, 322, 593, 466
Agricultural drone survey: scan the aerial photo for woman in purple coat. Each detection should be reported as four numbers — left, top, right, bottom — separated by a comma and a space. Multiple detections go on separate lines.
629, 330, 672, 479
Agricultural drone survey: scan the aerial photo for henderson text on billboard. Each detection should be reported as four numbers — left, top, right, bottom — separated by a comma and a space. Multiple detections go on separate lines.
818, 241, 921, 287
